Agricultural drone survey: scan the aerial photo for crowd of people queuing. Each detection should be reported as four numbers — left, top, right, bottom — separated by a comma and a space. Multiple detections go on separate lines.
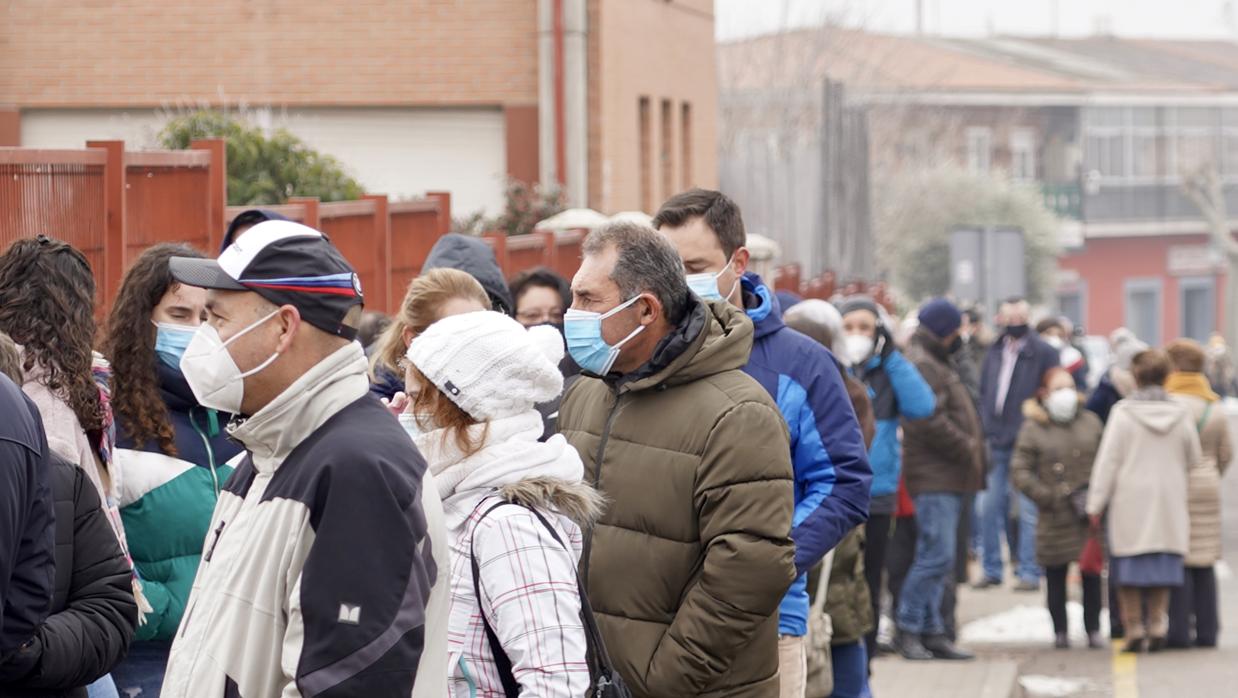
0, 187, 1231, 698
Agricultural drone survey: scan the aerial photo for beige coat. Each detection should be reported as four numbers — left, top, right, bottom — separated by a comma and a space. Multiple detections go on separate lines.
1086, 396, 1201, 558
1169, 393, 1233, 566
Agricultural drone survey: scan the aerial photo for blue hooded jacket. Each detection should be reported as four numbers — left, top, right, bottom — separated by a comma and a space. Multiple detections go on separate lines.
850, 331, 935, 505
739, 273, 872, 637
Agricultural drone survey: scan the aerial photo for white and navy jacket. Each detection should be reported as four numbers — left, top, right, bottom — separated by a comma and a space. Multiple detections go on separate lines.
162, 343, 449, 698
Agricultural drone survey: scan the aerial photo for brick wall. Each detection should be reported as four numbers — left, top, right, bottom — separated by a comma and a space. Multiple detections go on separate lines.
0, 0, 539, 108
592, 0, 718, 212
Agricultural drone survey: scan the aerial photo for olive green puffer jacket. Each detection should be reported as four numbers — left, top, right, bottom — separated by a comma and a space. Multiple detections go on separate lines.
560, 297, 796, 698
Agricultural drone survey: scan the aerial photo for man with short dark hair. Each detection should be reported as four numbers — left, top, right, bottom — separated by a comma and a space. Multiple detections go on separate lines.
977, 298, 1061, 591
161, 221, 448, 698
657, 189, 871, 696
559, 220, 796, 697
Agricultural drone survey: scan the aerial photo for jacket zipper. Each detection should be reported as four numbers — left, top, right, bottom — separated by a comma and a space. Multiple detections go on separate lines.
189, 407, 221, 496
582, 390, 624, 585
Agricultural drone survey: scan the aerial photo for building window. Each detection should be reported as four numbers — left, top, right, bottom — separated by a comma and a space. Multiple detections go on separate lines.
966, 127, 992, 174
1171, 107, 1221, 177
1124, 278, 1162, 346
1179, 276, 1216, 343
639, 96, 651, 213
661, 99, 673, 204
1057, 285, 1085, 329
1010, 128, 1036, 180
1223, 108, 1238, 179
681, 102, 693, 190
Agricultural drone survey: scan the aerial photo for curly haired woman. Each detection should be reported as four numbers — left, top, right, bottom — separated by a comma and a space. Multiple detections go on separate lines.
101, 244, 244, 696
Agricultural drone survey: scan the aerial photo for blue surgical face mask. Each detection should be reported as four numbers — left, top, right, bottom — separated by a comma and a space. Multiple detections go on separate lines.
563, 295, 646, 376
153, 322, 198, 370
684, 257, 738, 302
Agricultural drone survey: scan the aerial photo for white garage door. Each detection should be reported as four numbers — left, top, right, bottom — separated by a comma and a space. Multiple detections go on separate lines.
21, 107, 507, 216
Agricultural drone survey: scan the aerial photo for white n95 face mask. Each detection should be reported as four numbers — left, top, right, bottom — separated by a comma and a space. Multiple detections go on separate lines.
180, 309, 282, 414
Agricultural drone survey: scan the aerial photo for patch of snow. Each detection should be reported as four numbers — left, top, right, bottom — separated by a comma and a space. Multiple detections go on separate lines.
960, 602, 1109, 645
1019, 675, 1093, 697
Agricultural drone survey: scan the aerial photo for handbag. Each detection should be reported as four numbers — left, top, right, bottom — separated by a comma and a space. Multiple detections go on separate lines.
470, 499, 632, 698
1079, 530, 1104, 576
804, 550, 836, 698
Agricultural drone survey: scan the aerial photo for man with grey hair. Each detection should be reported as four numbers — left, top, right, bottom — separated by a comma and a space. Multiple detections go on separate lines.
558, 221, 796, 697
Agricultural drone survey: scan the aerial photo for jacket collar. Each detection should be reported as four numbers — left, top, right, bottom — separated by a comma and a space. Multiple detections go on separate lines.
227, 342, 370, 472
742, 272, 783, 340
157, 360, 198, 413
614, 294, 754, 394
911, 326, 950, 362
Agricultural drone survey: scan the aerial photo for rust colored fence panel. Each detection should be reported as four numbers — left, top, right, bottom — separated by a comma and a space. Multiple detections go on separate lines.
319, 199, 383, 312
390, 199, 445, 304
124, 150, 214, 261
552, 230, 584, 281
0, 149, 109, 304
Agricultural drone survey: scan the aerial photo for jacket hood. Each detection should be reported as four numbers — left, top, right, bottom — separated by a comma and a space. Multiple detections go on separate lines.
741, 272, 783, 340
1118, 397, 1189, 435
417, 410, 602, 528
422, 233, 515, 315
617, 294, 753, 394
227, 342, 370, 469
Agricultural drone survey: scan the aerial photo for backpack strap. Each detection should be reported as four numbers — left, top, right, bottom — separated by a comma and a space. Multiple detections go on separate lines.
1197, 402, 1214, 434
470, 500, 523, 697
470, 497, 627, 698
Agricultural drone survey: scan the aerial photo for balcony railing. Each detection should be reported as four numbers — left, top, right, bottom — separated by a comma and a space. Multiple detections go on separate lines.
1041, 182, 1082, 220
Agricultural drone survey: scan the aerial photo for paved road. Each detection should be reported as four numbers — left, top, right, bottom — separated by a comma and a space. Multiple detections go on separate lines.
870, 411, 1238, 697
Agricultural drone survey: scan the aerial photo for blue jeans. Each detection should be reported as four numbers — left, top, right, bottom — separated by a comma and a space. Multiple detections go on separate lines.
978, 446, 1041, 584
830, 641, 871, 698
111, 641, 171, 697
897, 493, 962, 636
87, 674, 120, 698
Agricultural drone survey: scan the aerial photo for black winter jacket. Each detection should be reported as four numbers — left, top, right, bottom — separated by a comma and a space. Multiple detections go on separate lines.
0, 455, 137, 697
0, 375, 55, 659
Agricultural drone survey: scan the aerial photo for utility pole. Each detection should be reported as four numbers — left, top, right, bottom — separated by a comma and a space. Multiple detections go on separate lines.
916, 0, 925, 35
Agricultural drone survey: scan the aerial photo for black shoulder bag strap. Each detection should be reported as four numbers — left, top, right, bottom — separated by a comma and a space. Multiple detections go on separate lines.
469, 498, 630, 698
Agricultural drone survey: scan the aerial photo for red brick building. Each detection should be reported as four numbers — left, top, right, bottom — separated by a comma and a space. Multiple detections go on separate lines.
0, 0, 717, 217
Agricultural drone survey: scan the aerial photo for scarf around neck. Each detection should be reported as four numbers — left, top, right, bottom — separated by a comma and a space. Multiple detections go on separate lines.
1166, 372, 1219, 403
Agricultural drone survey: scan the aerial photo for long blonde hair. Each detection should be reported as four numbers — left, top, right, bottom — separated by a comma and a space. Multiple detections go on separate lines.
371, 268, 491, 377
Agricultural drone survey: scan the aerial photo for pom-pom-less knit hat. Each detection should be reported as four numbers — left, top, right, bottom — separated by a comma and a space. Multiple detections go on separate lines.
406, 310, 565, 422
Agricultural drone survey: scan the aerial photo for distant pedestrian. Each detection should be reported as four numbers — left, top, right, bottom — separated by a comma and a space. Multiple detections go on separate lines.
1205, 332, 1237, 398
1086, 328, 1147, 425
1087, 349, 1199, 654
895, 299, 984, 661
405, 311, 602, 696
658, 189, 871, 698
1011, 367, 1104, 649
160, 221, 446, 696
1165, 339, 1233, 648
838, 294, 935, 661
102, 244, 245, 696
558, 221, 796, 697
977, 298, 1059, 591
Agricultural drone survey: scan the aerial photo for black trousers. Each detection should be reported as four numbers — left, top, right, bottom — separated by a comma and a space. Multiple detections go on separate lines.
863, 513, 892, 659
1045, 565, 1101, 635
1168, 565, 1220, 647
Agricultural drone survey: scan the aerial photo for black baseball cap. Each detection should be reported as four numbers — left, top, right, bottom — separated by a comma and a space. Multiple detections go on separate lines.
170, 220, 364, 340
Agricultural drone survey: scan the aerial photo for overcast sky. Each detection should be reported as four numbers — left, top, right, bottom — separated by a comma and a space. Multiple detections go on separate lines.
715, 0, 1238, 41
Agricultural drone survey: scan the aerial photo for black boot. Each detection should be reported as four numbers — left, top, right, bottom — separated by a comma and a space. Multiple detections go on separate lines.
922, 634, 975, 660
896, 633, 934, 661
1054, 632, 1070, 649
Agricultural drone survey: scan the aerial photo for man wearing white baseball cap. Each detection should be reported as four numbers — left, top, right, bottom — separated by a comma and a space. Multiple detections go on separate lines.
160, 220, 448, 698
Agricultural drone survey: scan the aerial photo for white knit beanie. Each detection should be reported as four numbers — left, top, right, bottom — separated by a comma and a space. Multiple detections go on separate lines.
405, 310, 565, 421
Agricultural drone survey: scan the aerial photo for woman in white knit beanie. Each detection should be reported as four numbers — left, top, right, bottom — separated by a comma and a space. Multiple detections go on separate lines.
404, 310, 603, 697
